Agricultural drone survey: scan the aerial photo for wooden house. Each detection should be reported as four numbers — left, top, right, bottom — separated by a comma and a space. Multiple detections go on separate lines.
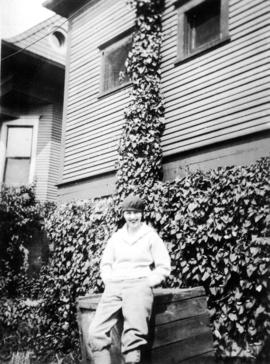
44, 0, 270, 202
0, 15, 67, 201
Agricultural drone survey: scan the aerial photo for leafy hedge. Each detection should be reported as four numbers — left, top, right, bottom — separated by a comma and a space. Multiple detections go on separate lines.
39, 156, 269, 361
145, 158, 270, 359
0, 185, 50, 362
39, 199, 113, 356
0, 159, 269, 362
0, 185, 44, 298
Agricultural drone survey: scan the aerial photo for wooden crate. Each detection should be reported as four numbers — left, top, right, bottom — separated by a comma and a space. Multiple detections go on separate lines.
76, 287, 215, 364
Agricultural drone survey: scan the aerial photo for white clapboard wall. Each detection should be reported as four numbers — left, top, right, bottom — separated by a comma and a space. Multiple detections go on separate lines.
60, 0, 270, 184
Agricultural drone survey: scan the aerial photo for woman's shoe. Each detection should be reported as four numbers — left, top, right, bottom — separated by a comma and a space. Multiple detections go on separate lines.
125, 349, 141, 363
92, 349, 111, 364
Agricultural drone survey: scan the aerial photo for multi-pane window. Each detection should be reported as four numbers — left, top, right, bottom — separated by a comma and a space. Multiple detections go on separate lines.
176, 0, 230, 62
4, 126, 33, 185
100, 32, 133, 94
0, 117, 38, 186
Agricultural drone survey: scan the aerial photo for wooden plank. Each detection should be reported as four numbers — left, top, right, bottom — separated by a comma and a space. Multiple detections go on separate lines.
58, 172, 116, 201
179, 350, 216, 364
65, 117, 122, 139
77, 288, 206, 310
64, 152, 118, 169
164, 65, 269, 111
164, 93, 269, 135
68, 67, 100, 90
65, 127, 120, 150
163, 106, 270, 141
150, 331, 214, 364
78, 310, 96, 363
63, 151, 118, 166
66, 103, 125, 129
151, 314, 210, 349
66, 104, 125, 128
71, 17, 134, 60
64, 135, 118, 154
62, 163, 116, 182
162, 51, 269, 99
66, 88, 129, 118
153, 287, 206, 303
164, 83, 269, 121
63, 156, 116, 171
64, 124, 121, 149
163, 94, 269, 132
71, 2, 134, 46
64, 149, 118, 169
64, 152, 118, 171
161, 31, 269, 84
162, 122, 269, 157
163, 117, 269, 149
63, 151, 118, 172
154, 296, 208, 325
229, 0, 257, 14
65, 105, 125, 130
68, 59, 100, 84
164, 92, 269, 138
229, 3, 269, 31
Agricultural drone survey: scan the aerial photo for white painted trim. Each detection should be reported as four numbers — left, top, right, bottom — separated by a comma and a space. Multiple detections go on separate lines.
0, 116, 40, 184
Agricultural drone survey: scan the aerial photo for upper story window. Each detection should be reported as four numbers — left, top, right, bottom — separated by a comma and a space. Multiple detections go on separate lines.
0, 117, 39, 186
175, 0, 230, 62
99, 30, 133, 95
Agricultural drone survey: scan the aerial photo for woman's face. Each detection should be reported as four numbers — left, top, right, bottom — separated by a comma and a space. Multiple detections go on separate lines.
123, 210, 143, 231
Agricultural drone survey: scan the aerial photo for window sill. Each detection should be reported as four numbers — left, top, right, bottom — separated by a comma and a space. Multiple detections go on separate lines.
175, 35, 230, 66
98, 82, 131, 99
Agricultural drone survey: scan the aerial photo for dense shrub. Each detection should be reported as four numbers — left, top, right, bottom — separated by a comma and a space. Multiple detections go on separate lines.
0, 184, 43, 297
38, 199, 113, 358
0, 185, 57, 362
40, 156, 270, 361
143, 158, 270, 359
0, 157, 269, 362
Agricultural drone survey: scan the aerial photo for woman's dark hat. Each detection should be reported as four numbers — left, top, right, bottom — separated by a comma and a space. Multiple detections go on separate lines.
122, 194, 145, 212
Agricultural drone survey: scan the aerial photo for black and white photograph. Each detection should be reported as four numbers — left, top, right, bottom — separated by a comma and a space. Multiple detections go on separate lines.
0, 0, 269, 363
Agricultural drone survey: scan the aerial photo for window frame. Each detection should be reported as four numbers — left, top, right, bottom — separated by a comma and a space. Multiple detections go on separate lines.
98, 28, 134, 97
175, 0, 230, 63
0, 116, 39, 185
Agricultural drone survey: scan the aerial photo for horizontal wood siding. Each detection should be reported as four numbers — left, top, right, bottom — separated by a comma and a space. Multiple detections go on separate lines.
160, 0, 270, 156
61, 0, 134, 183
35, 105, 54, 201
60, 0, 270, 185
47, 102, 63, 201
35, 104, 62, 202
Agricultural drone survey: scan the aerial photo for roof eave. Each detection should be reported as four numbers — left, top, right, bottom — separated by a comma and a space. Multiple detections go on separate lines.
2, 40, 65, 70
43, 0, 89, 18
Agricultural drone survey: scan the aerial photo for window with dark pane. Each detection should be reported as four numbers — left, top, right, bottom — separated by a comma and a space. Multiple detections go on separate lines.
102, 35, 132, 93
176, 0, 229, 62
4, 126, 33, 185
186, 0, 220, 53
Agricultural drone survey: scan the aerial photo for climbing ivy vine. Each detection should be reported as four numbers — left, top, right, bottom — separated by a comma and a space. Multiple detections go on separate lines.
116, 0, 165, 197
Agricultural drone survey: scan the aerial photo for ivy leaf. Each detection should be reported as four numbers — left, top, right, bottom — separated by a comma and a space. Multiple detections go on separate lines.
254, 305, 265, 318
236, 323, 245, 333
229, 313, 237, 321
202, 271, 210, 281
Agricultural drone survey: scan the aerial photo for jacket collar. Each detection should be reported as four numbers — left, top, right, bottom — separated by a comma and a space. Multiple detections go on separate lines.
119, 223, 152, 245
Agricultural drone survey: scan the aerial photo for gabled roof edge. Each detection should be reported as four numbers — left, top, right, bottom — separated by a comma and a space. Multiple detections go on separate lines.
43, 0, 89, 18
